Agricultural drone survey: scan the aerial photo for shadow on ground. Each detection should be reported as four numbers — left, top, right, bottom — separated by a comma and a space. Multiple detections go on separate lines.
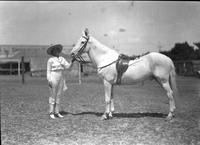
60, 111, 167, 118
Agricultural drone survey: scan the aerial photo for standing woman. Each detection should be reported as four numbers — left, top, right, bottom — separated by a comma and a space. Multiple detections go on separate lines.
46, 44, 73, 119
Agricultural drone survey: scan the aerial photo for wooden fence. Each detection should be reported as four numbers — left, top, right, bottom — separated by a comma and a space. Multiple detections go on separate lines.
174, 60, 200, 76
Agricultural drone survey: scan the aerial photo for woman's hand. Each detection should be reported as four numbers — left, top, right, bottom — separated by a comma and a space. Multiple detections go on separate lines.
68, 59, 74, 69
71, 57, 76, 63
48, 81, 52, 88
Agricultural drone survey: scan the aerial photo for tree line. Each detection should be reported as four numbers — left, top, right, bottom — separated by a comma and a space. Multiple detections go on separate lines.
160, 42, 200, 61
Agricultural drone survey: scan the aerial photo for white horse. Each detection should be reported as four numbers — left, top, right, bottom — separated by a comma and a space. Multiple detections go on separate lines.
71, 28, 177, 120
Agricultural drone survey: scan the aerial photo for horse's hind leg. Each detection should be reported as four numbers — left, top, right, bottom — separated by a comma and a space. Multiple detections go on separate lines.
161, 80, 176, 120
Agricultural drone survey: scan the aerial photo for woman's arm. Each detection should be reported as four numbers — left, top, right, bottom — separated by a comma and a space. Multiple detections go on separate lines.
47, 59, 52, 82
60, 57, 74, 70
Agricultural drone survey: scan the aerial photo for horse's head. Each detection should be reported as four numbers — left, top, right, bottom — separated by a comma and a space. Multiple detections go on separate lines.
71, 28, 90, 63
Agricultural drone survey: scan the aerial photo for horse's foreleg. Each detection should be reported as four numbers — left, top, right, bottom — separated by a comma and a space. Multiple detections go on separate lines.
110, 85, 115, 113
110, 99, 114, 113
101, 80, 113, 120
108, 85, 114, 118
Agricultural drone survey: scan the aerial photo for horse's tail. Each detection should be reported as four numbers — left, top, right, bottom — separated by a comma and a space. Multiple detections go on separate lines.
169, 62, 178, 98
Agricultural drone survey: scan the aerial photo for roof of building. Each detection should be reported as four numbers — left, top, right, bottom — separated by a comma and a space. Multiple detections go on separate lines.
0, 44, 72, 60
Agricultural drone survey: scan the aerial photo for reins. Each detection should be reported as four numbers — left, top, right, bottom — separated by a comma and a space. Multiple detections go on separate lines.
97, 59, 119, 71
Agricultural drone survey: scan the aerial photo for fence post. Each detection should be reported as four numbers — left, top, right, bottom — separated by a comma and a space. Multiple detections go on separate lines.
9, 62, 12, 75
18, 59, 20, 76
78, 62, 82, 84
21, 56, 25, 84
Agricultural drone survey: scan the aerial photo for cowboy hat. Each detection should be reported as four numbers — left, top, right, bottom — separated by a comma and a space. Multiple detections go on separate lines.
47, 44, 63, 55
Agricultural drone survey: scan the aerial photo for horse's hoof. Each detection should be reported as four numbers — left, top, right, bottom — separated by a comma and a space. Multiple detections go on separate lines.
101, 115, 108, 120
166, 116, 172, 121
166, 114, 175, 122
109, 115, 113, 119
101, 113, 109, 120
108, 113, 113, 119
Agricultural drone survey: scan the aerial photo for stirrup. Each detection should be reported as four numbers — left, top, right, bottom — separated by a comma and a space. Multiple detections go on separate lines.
49, 112, 56, 119
55, 113, 64, 118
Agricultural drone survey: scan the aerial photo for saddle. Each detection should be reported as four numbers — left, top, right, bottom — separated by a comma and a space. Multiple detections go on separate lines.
116, 52, 149, 84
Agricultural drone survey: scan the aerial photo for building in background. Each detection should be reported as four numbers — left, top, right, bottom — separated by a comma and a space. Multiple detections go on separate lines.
0, 44, 77, 76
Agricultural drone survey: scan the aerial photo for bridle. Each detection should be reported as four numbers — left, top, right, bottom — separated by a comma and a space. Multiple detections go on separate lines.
71, 36, 89, 64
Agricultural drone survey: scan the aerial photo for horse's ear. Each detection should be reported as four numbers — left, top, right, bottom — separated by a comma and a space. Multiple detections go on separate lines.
84, 28, 89, 36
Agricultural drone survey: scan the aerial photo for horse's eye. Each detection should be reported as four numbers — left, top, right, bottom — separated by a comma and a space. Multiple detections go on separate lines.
81, 42, 85, 44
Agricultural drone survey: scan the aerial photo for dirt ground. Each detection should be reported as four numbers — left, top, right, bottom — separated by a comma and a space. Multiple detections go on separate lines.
1, 74, 200, 145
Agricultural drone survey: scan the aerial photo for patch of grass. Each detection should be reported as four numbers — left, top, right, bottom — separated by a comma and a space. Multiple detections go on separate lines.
1, 75, 200, 145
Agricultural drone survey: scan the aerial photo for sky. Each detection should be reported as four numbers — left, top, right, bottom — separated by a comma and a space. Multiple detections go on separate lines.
0, 1, 200, 54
